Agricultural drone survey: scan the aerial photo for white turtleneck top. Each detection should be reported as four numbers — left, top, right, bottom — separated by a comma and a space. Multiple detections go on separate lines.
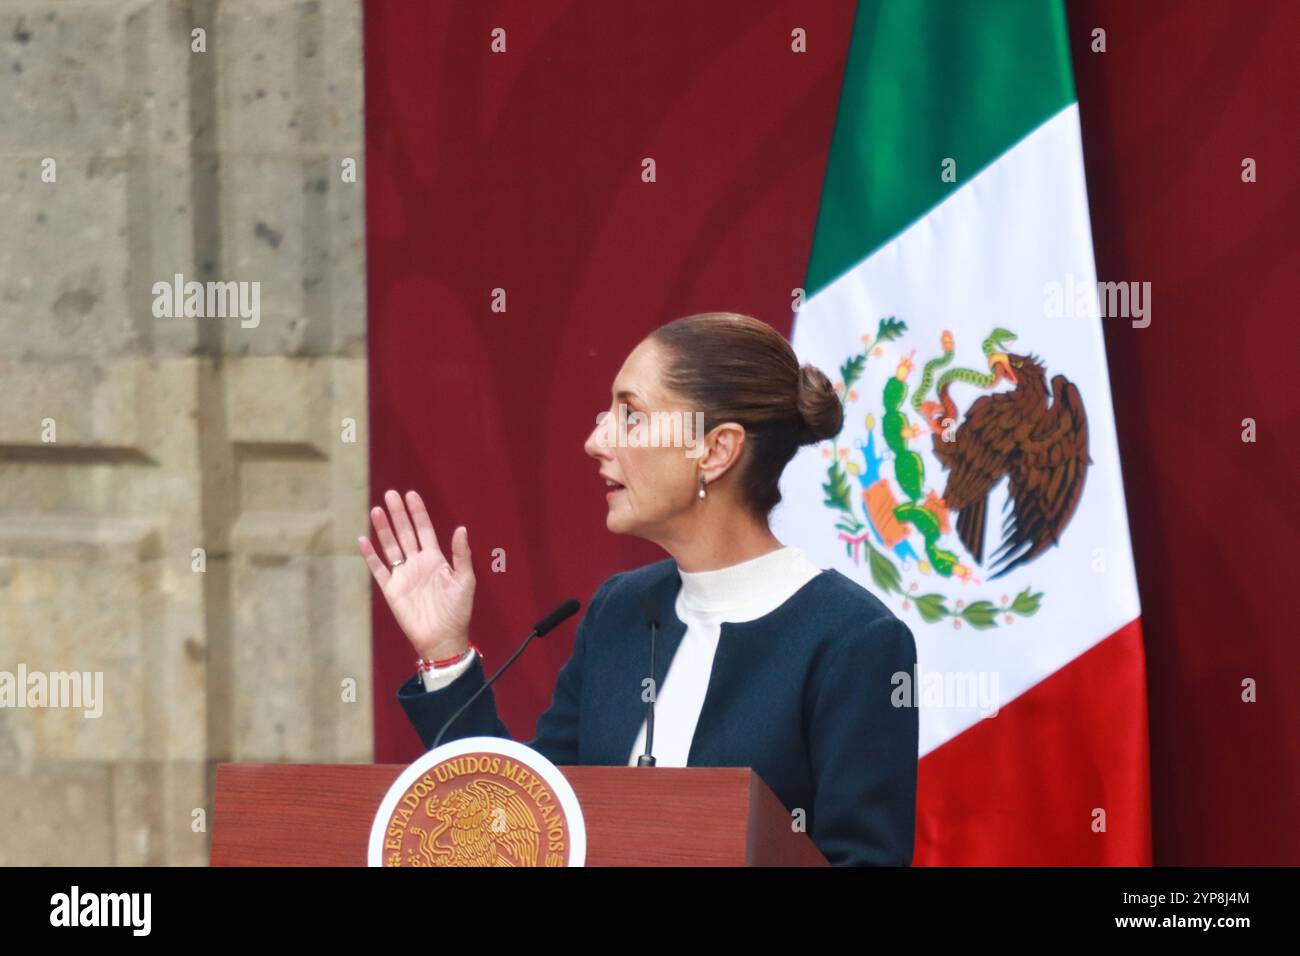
420, 545, 824, 768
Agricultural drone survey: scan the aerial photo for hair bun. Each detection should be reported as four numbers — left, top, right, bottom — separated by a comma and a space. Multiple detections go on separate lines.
795, 363, 844, 444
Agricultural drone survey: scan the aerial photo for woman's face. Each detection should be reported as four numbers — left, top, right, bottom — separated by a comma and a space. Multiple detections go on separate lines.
583, 338, 700, 538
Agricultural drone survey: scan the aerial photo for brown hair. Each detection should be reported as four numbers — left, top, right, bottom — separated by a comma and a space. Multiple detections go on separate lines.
648, 312, 843, 517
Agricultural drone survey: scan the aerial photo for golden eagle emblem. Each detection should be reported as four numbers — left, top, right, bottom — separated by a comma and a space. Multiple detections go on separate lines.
408, 778, 542, 867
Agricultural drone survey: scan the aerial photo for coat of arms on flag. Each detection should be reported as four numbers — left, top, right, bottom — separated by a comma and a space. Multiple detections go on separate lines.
820, 317, 1091, 630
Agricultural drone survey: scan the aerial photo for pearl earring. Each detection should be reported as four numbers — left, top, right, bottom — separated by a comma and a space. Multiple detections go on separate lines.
698, 473, 707, 500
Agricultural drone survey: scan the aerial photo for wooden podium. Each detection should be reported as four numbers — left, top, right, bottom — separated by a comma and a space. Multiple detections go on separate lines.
212, 763, 828, 866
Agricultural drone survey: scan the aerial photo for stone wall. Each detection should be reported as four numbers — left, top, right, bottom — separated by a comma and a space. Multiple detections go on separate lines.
0, 0, 371, 864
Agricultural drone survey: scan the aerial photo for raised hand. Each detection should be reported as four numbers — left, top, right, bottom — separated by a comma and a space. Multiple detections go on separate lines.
357, 489, 475, 662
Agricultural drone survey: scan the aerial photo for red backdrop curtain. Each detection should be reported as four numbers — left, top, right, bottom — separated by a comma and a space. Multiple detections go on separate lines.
363, 0, 1299, 865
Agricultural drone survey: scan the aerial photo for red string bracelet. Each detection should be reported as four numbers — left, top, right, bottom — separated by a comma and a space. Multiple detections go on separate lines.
416, 644, 481, 673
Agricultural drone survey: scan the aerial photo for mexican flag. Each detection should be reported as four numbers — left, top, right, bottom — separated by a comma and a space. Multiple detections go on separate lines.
773, 0, 1151, 864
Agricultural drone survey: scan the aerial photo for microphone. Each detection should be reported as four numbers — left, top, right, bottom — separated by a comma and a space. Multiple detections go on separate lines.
431, 598, 581, 750
533, 598, 581, 636
636, 595, 659, 767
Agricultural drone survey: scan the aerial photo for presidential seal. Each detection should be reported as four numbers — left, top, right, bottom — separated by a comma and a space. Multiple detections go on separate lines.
367, 736, 586, 867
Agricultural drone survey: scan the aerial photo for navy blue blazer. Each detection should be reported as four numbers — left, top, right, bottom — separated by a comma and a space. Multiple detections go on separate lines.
396, 557, 919, 866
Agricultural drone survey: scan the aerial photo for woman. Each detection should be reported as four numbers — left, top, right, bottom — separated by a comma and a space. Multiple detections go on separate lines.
358, 312, 919, 866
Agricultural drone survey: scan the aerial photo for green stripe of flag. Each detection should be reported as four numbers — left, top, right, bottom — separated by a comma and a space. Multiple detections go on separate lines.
805, 0, 1077, 299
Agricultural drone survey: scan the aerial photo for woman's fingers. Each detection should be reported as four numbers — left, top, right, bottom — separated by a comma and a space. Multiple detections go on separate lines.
369, 505, 406, 566
357, 535, 391, 587
405, 490, 442, 555
449, 525, 472, 579
366, 489, 458, 579
384, 489, 421, 559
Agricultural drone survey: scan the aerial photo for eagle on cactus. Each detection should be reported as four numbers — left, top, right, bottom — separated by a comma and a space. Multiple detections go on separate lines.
820, 317, 1088, 627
